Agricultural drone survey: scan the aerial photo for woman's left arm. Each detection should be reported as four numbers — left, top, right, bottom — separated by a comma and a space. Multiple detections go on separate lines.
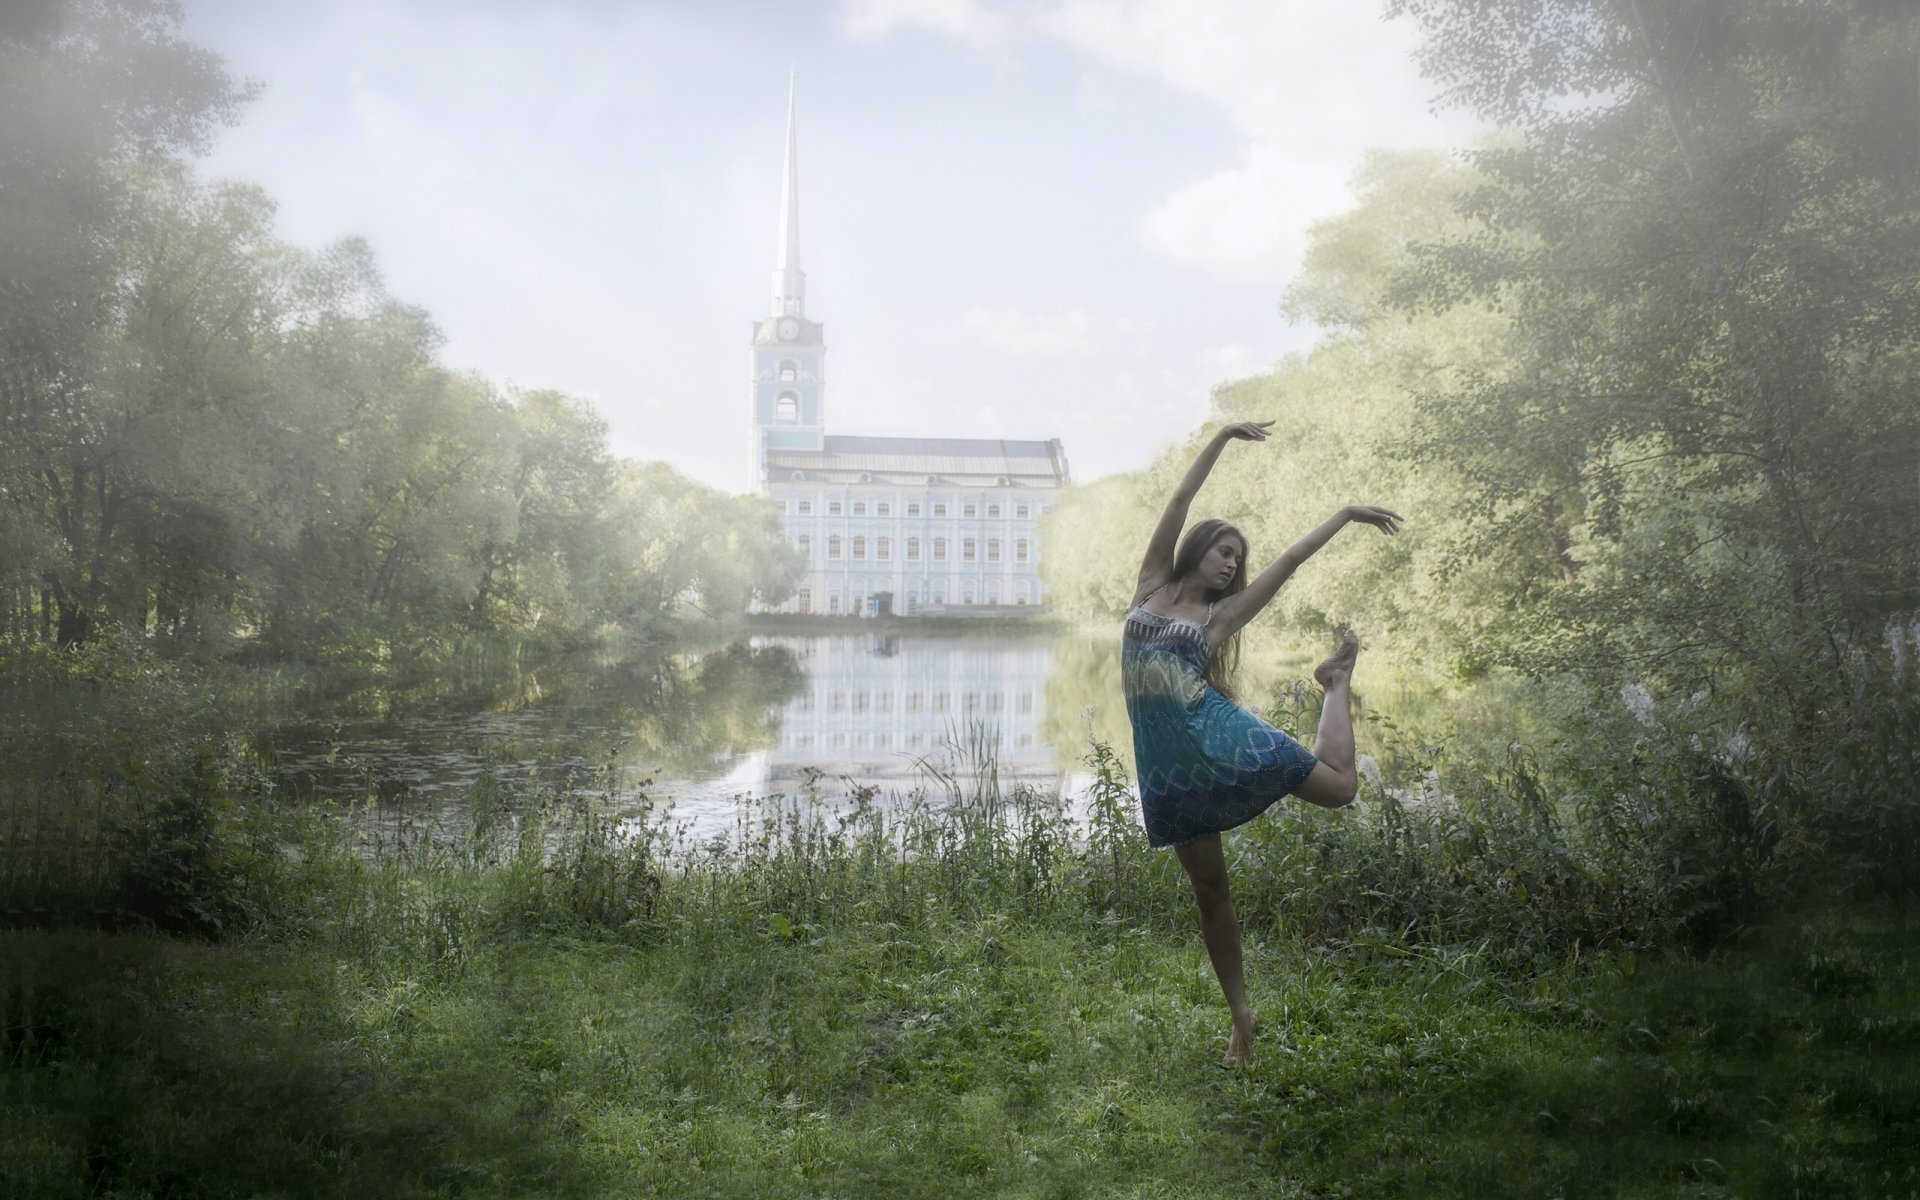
1209, 505, 1403, 647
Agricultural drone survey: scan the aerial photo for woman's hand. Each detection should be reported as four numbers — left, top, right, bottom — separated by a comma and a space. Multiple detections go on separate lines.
1218, 420, 1275, 443
1342, 504, 1404, 534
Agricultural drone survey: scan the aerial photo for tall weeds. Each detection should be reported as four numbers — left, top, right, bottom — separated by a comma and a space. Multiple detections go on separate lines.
4, 665, 1914, 976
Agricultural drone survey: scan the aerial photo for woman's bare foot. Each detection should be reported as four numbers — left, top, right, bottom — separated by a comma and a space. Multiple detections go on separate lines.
1313, 630, 1359, 690
1225, 1009, 1256, 1066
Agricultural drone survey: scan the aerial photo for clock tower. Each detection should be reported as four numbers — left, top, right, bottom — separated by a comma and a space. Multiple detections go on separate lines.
749, 76, 825, 486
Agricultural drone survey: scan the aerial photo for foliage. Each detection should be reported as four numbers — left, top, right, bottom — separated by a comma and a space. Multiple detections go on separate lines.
0, 0, 799, 661
1040, 3, 1919, 974
1041, 148, 1520, 674
1381, 0, 1920, 708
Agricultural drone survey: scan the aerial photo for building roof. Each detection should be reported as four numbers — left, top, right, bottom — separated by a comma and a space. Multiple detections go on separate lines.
766, 435, 1069, 486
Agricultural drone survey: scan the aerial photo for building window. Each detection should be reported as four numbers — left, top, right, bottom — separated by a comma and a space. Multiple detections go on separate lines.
829, 595, 841, 614
853, 501, 866, 516
987, 581, 1002, 604
907, 537, 921, 561
876, 502, 890, 516
797, 588, 811, 612
907, 502, 922, 517
797, 534, 811, 558
1016, 504, 1030, 518
779, 360, 798, 382
963, 586, 976, 605
828, 536, 843, 560
963, 538, 977, 562
933, 503, 947, 517
987, 504, 1001, 518
798, 500, 812, 515
933, 538, 948, 562
828, 500, 842, 515
877, 537, 891, 561
852, 536, 866, 560
987, 539, 1001, 563
1016, 582, 1030, 606
963, 503, 977, 518
1016, 538, 1029, 563
776, 392, 799, 424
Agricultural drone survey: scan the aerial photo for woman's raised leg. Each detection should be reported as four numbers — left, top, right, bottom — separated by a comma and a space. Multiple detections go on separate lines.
1295, 630, 1360, 809
1173, 833, 1256, 1065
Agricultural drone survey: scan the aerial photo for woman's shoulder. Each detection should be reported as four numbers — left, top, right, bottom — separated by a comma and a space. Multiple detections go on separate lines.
1130, 575, 1170, 609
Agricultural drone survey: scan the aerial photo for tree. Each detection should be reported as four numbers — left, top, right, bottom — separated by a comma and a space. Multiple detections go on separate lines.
1382, 0, 1920, 707
2, 0, 253, 645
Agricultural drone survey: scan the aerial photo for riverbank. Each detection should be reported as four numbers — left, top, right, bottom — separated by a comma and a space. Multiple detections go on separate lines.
6, 754, 1918, 1198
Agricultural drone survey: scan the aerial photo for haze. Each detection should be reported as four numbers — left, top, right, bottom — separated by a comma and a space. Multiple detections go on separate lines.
180, 0, 1478, 490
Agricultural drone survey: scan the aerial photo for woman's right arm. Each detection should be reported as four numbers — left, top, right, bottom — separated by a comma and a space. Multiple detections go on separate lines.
1133, 420, 1272, 603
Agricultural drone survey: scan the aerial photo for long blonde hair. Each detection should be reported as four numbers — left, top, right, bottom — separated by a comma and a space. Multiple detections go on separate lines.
1171, 519, 1248, 702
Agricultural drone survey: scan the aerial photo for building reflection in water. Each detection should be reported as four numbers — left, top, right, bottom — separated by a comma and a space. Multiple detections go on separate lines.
749, 634, 1059, 798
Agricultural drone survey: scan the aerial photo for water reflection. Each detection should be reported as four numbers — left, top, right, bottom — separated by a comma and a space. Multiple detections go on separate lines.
254, 632, 1091, 838
746, 634, 1058, 798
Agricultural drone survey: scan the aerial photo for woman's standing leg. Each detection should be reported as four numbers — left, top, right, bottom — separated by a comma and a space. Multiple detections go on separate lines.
1173, 834, 1256, 1064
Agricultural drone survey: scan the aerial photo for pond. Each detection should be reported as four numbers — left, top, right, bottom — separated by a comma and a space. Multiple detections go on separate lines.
238, 623, 1489, 844
257, 630, 1113, 841
1, 624, 1463, 852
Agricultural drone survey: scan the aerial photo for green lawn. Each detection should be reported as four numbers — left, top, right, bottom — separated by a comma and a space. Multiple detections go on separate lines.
7, 901, 1916, 1198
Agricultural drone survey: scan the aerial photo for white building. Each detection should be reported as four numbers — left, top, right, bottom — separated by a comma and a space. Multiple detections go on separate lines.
748, 85, 1070, 617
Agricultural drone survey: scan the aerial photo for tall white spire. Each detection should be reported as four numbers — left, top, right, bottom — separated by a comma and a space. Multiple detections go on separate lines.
771, 71, 805, 318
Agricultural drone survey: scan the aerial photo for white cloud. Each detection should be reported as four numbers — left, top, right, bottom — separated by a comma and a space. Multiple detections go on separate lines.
962, 306, 1153, 359
844, 0, 1476, 284
1044, 0, 1468, 282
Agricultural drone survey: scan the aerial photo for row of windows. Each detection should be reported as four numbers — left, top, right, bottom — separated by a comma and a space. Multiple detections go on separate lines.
786, 499, 1038, 519
795, 535, 1029, 563
793, 585, 1032, 612
808, 689, 1035, 714
785, 731, 1038, 751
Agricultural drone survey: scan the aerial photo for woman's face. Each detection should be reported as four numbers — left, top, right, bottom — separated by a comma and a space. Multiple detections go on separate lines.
1199, 537, 1245, 589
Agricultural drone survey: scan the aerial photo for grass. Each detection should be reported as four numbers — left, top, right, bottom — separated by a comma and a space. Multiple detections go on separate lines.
4, 757, 1918, 1199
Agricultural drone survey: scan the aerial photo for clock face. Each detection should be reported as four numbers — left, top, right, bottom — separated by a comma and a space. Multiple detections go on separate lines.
777, 317, 800, 341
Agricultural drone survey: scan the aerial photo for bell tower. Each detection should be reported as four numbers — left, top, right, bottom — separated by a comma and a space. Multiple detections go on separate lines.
749, 75, 826, 488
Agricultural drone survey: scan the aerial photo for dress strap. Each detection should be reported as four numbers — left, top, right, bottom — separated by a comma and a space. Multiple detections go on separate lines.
1203, 601, 1214, 626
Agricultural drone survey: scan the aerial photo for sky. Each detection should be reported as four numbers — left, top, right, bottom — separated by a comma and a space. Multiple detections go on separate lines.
180, 0, 1480, 492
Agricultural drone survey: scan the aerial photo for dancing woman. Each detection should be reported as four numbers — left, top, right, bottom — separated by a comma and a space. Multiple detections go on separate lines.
1122, 419, 1402, 1064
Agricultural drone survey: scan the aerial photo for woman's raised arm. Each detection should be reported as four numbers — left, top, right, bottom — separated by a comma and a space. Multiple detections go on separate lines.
1134, 420, 1274, 603
1208, 505, 1403, 646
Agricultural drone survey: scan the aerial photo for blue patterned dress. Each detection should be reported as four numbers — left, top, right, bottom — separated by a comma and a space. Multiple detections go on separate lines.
1122, 593, 1319, 847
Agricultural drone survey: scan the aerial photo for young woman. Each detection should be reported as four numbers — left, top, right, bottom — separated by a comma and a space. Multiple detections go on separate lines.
1122, 419, 1402, 1065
